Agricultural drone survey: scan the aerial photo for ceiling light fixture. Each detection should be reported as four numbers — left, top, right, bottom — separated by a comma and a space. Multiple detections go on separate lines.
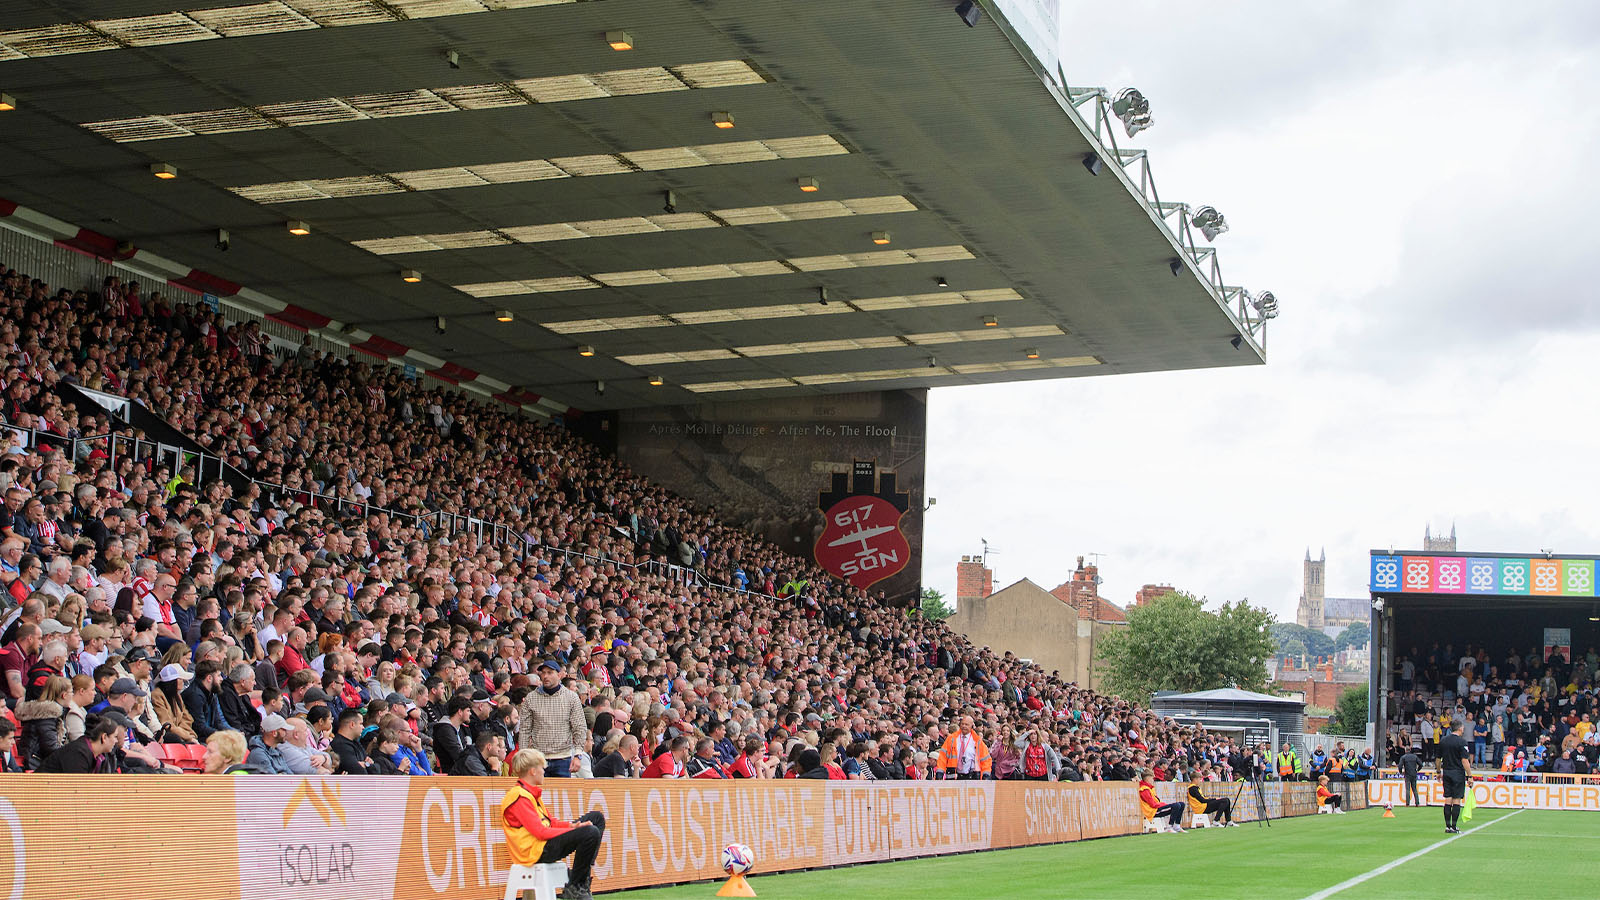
286, 220, 311, 236
606, 31, 634, 51
982, 315, 999, 327
0, 93, 15, 112
1168, 258, 1184, 277
797, 176, 820, 192
1230, 335, 1243, 350
955, 0, 982, 26
495, 309, 514, 322
648, 374, 665, 386
1024, 348, 1040, 359
935, 276, 949, 288
150, 162, 178, 179
401, 269, 423, 283
1082, 153, 1104, 176
711, 111, 735, 129
577, 345, 596, 357
444, 49, 460, 69
871, 231, 891, 245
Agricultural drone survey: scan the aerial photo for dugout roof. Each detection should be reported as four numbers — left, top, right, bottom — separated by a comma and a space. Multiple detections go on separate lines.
0, 0, 1263, 412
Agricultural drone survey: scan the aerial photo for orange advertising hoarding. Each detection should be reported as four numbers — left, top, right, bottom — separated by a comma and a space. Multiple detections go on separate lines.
0, 776, 1348, 900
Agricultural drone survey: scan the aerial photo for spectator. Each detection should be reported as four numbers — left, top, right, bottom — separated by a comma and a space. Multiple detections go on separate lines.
0, 718, 21, 772
451, 730, 505, 777
936, 716, 992, 780
279, 716, 332, 775
17, 675, 68, 768
593, 734, 640, 778
245, 714, 296, 774
202, 730, 253, 775
182, 660, 227, 741
37, 717, 121, 774
642, 736, 690, 778
218, 663, 261, 737
151, 664, 197, 743
329, 708, 373, 774
432, 695, 472, 772
519, 661, 586, 778
686, 737, 727, 779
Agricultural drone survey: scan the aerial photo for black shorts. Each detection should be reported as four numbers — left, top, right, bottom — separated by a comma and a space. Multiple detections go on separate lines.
1441, 771, 1466, 799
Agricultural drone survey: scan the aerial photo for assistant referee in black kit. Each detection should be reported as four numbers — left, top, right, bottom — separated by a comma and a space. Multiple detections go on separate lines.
1437, 722, 1471, 833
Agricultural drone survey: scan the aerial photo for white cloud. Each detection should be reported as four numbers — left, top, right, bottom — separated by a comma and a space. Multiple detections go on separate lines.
922, 4, 1600, 623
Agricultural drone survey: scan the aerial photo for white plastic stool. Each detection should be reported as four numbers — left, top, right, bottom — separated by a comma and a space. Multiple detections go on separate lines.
1315, 804, 1333, 814
1142, 817, 1164, 833
1190, 813, 1212, 828
505, 863, 568, 900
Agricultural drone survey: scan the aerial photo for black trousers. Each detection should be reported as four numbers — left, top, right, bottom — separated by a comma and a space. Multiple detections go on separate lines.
1153, 802, 1184, 826
1324, 795, 1342, 809
1403, 775, 1420, 806
537, 811, 606, 886
1202, 798, 1233, 822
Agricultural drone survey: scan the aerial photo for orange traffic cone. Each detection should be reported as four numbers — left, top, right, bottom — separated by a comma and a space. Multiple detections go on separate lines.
717, 874, 757, 897
1382, 803, 1395, 818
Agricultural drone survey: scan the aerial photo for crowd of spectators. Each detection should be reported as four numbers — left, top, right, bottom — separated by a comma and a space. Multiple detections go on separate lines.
0, 262, 1237, 785
1385, 642, 1600, 776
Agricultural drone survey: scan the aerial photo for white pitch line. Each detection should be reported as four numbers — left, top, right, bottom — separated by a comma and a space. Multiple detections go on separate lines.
1297, 808, 1524, 900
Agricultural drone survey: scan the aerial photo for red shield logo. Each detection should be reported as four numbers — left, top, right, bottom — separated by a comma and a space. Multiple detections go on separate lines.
814, 496, 911, 589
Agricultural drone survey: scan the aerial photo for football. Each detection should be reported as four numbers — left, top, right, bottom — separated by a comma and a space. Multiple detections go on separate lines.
721, 843, 755, 875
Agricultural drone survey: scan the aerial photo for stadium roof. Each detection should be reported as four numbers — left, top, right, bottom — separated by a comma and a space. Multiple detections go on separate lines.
1156, 688, 1303, 706
0, 0, 1264, 412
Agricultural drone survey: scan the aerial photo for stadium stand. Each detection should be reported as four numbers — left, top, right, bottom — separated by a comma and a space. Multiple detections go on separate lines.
0, 264, 1270, 787
1385, 643, 1600, 775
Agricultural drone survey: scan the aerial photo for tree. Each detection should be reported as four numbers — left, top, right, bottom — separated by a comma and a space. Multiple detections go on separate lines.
917, 587, 953, 622
1326, 684, 1369, 736
1271, 622, 1334, 659
1335, 621, 1372, 653
1093, 590, 1276, 698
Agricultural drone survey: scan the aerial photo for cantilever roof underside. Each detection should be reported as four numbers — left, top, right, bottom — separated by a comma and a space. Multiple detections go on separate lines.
0, 0, 1262, 411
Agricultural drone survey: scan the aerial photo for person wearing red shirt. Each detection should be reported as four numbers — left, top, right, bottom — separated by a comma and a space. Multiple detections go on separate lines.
642, 736, 689, 778
820, 743, 847, 780
1021, 729, 1050, 781
500, 749, 605, 900
729, 737, 765, 778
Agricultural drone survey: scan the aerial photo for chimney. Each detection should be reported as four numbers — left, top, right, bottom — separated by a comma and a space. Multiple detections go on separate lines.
955, 555, 992, 607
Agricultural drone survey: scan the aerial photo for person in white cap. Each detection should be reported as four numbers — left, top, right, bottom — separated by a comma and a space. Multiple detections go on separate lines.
151, 663, 198, 743
246, 713, 296, 774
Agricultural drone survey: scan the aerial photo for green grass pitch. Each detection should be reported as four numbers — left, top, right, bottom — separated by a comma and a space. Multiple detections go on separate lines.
611, 807, 1599, 899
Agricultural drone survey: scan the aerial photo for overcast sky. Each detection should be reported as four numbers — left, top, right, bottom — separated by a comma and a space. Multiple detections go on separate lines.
921, 2, 1600, 623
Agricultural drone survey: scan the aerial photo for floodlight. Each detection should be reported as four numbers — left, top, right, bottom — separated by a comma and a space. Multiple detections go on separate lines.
648, 374, 665, 386
871, 231, 891, 245
495, 310, 514, 322
577, 345, 596, 357
1191, 205, 1229, 241
711, 111, 735, 129
606, 31, 634, 51
1251, 291, 1279, 319
150, 162, 178, 180
935, 276, 949, 288
286, 220, 310, 236
401, 269, 423, 283
0, 94, 15, 112
1024, 348, 1039, 359
797, 177, 820, 192
1109, 88, 1153, 137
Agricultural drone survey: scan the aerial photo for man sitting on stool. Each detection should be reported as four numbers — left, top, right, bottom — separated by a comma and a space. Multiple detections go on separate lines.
1315, 774, 1344, 813
1139, 769, 1187, 833
500, 749, 606, 900
1186, 769, 1237, 826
